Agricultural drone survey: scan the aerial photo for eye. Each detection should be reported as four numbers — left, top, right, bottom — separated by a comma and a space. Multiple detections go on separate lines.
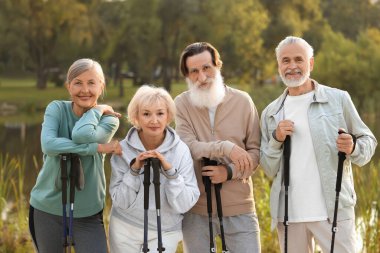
143, 112, 149, 116
190, 69, 199, 74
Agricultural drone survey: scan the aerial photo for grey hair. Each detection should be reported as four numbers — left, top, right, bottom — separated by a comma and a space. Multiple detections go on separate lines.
275, 36, 314, 60
127, 85, 176, 128
66, 58, 105, 84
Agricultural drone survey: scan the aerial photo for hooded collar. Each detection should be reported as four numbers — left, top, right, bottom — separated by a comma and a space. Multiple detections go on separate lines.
125, 126, 180, 153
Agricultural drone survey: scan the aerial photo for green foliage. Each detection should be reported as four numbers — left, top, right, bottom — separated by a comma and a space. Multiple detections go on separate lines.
313, 28, 380, 114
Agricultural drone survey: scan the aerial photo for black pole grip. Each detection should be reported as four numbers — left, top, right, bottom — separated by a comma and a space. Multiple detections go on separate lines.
151, 158, 161, 210
69, 155, 78, 204
143, 158, 151, 210
60, 154, 69, 205
283, 135, 291, 187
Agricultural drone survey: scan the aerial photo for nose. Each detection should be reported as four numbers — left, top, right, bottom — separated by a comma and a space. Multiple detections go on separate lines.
289, 61, 297, 69
151, 114, 158, 123
198, 70, 207, 82
81, 84, 89, 93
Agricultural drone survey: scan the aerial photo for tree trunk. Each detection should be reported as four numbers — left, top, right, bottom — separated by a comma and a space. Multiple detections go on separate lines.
36, 67, 48, 90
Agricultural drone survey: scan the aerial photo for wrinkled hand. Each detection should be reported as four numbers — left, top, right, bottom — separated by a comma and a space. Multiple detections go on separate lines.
202, 165, 228, 184
229, 145, 253, 181
95, 104, 121, 118
98, 140, 122, 155
131, 150, 172, 171
336, 128, 354, 154
275, 120, 294, 142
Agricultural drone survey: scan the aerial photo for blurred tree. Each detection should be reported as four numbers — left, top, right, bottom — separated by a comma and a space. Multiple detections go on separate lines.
313, 28, 380, 112
321, 0, 380, 40
0, 0, 91, 89
156, 0, 191, 91
104, 0, 160, 89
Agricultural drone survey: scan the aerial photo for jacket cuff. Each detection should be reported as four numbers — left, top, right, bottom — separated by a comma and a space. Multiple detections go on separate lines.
349, 133, 357, 154
225, 163, 233, 180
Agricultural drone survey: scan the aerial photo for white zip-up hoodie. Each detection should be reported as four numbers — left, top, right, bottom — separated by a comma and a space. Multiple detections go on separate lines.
109, 126, 200, 231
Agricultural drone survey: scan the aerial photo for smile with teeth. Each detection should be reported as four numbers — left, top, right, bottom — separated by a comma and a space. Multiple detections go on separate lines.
285, 70, 302, 78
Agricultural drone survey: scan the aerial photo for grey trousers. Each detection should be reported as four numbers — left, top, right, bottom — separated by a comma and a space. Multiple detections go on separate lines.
29, 206, 107, 253
182, 212, 261, 253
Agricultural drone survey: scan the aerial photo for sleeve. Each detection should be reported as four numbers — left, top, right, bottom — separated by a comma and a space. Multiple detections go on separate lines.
41, 101, 98, 156
174, 96, 235, 160
342, 91, 377, 166
259, 106, 284, 179
72, 108, 120, 144
163, 144, 200, 213
244, 95, 261, 174
109, 152, 142, 210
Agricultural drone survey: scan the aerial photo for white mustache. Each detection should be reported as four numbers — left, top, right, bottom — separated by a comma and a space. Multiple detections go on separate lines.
194, 78, 213, 87
285, 69, 302, 75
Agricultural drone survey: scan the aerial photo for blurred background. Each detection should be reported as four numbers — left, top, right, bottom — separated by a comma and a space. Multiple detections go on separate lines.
0, 0, 379, 252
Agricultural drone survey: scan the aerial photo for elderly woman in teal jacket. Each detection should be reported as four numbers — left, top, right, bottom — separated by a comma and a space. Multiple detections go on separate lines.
29, 58, 121, 253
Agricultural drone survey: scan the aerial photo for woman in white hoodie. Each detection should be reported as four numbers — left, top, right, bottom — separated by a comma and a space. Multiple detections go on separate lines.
109, 85, 200, 253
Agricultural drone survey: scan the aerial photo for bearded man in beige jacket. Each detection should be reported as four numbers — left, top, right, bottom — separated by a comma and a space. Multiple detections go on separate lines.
174, 42, 261, 253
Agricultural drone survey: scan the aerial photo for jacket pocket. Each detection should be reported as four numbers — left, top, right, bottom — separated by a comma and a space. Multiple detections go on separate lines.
339, 179, 356, 207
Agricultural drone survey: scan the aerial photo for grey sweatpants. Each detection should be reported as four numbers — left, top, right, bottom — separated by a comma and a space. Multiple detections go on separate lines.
29, 206, 107, 253
182, 212, 261, 253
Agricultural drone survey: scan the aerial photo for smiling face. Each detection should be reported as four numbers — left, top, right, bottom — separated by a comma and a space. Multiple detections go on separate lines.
277, 43, 314, 88
137, 100, 169, 140
66, 68, 104, 116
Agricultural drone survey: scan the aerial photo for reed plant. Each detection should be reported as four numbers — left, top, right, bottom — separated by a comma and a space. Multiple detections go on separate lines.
0, 153, 34, 253
354, 161, 380, 253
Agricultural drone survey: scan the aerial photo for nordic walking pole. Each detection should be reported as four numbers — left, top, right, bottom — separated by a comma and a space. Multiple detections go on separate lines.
202, 158, 216, 253
204, 158, 229, 253
60, 154, 69, 253
330, 131, 347, 253
283, 135, 291, 253
152, 158, 165, 252
142, 158, 151, 253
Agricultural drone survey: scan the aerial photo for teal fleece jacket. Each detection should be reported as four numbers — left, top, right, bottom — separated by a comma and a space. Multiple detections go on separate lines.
30, 100, 119, 217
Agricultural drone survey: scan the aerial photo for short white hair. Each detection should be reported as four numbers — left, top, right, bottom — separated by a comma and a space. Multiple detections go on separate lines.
127, 85, 176, 128
275, 36, 314, 60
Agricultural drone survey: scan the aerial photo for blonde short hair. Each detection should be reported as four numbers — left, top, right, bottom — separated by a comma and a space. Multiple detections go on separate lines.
127, 85, 176, 128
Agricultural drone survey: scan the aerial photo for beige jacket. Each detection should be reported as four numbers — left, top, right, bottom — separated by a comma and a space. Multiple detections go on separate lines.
174, 86, 260, 216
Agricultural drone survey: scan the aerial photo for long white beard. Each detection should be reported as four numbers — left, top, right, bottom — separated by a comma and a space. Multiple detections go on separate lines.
280, 68, 310, 88
186, 70, 226, 109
